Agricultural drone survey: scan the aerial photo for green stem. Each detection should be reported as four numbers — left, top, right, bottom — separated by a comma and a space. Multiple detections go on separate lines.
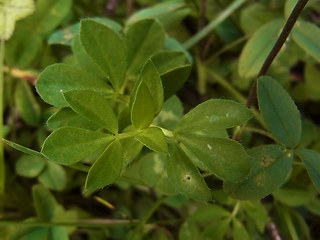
243, 127, 276, 140
231, 201, 240, 218
183, 0, 248, 49
0, 39, 5, 212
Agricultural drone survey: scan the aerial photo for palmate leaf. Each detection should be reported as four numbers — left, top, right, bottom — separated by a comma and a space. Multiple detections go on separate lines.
0, 0, 35, 40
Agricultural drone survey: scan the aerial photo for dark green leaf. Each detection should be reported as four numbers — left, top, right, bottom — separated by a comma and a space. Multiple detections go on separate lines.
296, 148, 320, 192
14, 80, 41, 126
258, 76, 301, 147
167, 144, 212, 201
63, 90, 118, 134
135, 127, 168, 153
238, 19, 284, 78
177, 133, 250, 181
36, 63, 112, 107
85, 140, 123, 191
175, 99, 252, 133
15, 155, 46, 178
38, 161, 67, 191
42, 127, 114, 165
125, 19, 165, 78
80, 19, 126, 90
47, 108, 99, 131
224, 145, 293, 200
32, 184, 58, 221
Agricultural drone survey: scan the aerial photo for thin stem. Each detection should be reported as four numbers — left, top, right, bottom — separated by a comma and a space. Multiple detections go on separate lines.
127, 0, 133, 16
0, 39, 5, 212
243, 127, 276, 141
183, 0, 248, 49
231, 201, 240, 218
246, 0, 309, 107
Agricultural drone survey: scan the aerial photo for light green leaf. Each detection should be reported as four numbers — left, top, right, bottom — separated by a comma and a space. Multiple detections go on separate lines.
80, 19, 126, 91
14, 80, 41, 126
85, 140, 123, 191
258, 76, 301, 147
63, 90, 118, 134
151, 50, 188, 74
177, 133, 250, 181
167, 144, 212, 201
47, 108, 99, 131
165, 37, 192, 63
127, 0, 190, 30
0, 0, 34, 40
238, 19, 283, 78
49, 227, 68, 240
120, 136, 143, 167
131, 60, 163, 129
125, 19, 165, 78
178, 220, 200, 240
201, 218, 230, 240
161, 65, 192, 100
42, 127, 114, 165
292, 20, 320, 62
135, 127, 168, 153
38, 161, 67, 191
233, 218, 250, 240
153, 95, 183, 131
296, 148, 320, 192
139, 152, 177, 195
32, 184, 58, 221
224, 145, 293, 200
241, 201, 268, 233
273, 188, 315, 207
175, 99, 252, 133
190, 204, 230, 222
36, 63, 113, 108
15, 155, 46, 178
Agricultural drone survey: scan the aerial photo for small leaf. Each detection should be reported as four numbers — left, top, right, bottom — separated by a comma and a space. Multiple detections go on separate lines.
233, 218, 250, 240
0, 0, 34, 40
125, 19, 165, 78
32, 184, 58, 221
238, 19, 283, 78
85, 140, 123, 191
151, 50, 188, 74
49, 227, 69, 240
63, 90, 118, 134
296, 148, 320, 192
47, 108, 99, 131
10, 226, 48, 240
80, 19, 126, 90
190, 204, 230, 222
201, 218, 230, 240
120, 136, 143, 167
14, 80, 41, 126
175, 99, 252, 133
241, 201, 268, 233
224, 145, 293, 200
292, 20, 320, 62
36, 63, 113, 107
167, 144, 212, 201
177, 133, 250, 181
15, 155, 46, 178
42, 127, 114, 165
272, 188, 315, 207
258, 76, 301, 147
135, 127, 168, 153
38, 161, 67, 191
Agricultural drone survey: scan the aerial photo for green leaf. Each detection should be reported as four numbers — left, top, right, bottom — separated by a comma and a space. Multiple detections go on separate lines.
165, 37, 192, 63
272, 188, 315, 207
238, 19, 284, 78
32, 184, 58, 221
153, 95, 183, 131
80, 19, 126, 90
258, 76, 301, 147
175, 99, 252, 133
2, 139, 42, 157
139, 152, 177, 195
10, 226, 48, 240
125, 19, 165, 78
36, 63, 113, 108
120, 136, 143, 167
292, 20, 320, 62
63, 90, 118, 134
296, 148, 320, 192
47, 108, 99, 131
233, 218, 250, 240
85, 140, 123, 191
161, 65, 192, 100
177, 133, 250, 181
49, 227, 69, 240
190, 204, 230, 222
42, 127, 114, 165
14, 80, 41, 126
0, 0, 34, 40
167, 144, 212, 201
179, 220, 200, 240
15, 155, 46, 178
224, 145, 293, 200
38, 161, 67, 191
151, 50, 188, 74
135, 127, 168, 153
127, 0, 190, 30
201, 218, 230, 240
131, 60, 164, 129
241, 201, 268, 233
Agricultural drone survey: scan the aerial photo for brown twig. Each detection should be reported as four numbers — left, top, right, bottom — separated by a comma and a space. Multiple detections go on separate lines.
127, 0, 133, 17
267, 221, 282, 240
246, 0, 309, 107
